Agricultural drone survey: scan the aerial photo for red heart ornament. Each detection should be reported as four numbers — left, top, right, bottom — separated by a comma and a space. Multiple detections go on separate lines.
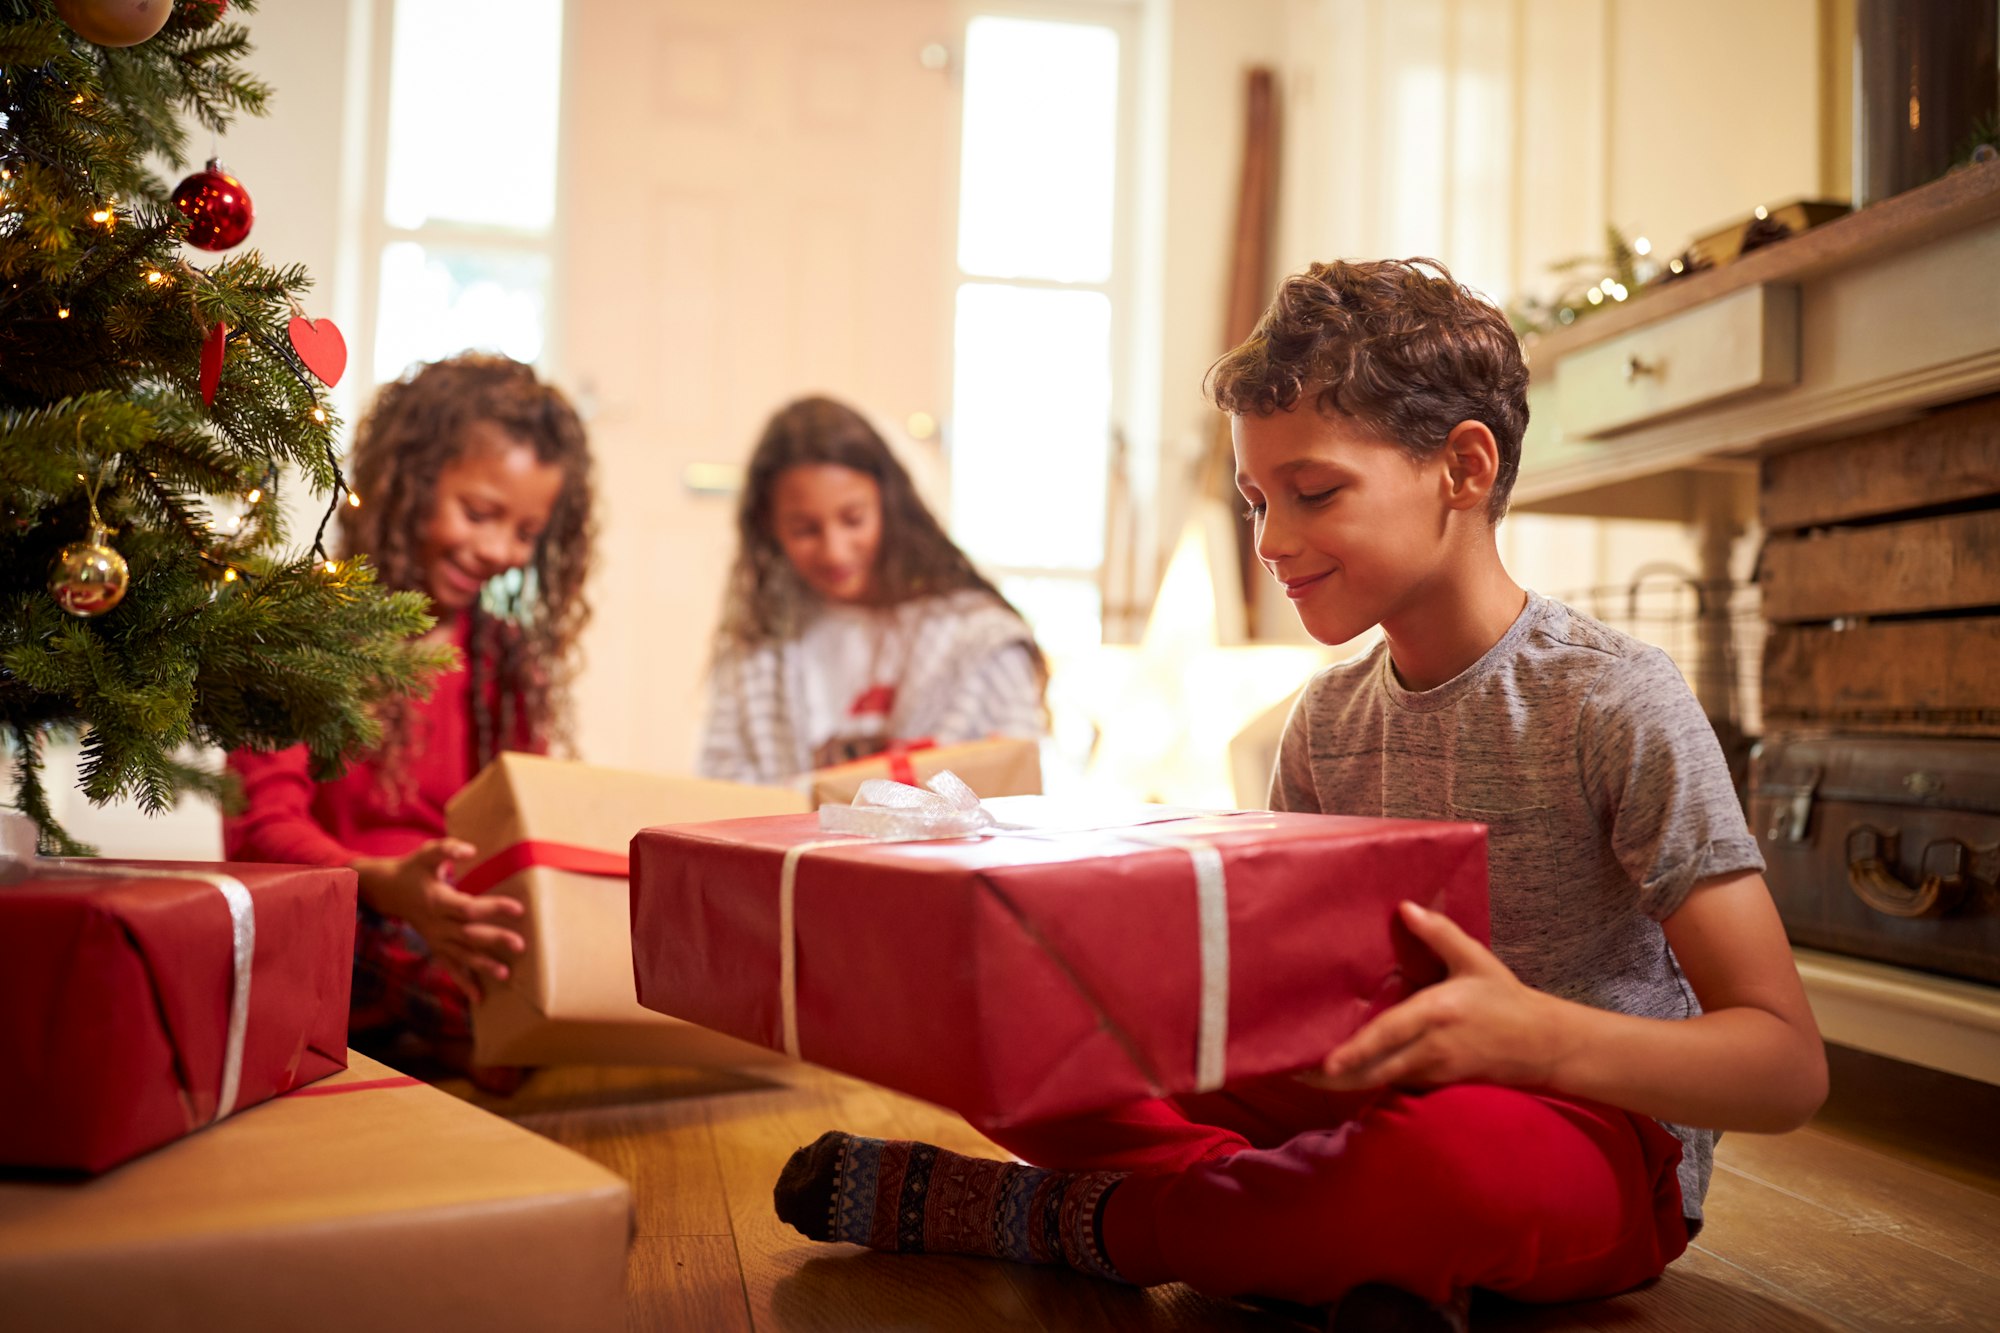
288, 314, 347, 387
200, 320, 228, 406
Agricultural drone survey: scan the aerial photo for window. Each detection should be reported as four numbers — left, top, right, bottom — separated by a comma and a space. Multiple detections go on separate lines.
369, 0, 565, 384
948, 10, 1130, 652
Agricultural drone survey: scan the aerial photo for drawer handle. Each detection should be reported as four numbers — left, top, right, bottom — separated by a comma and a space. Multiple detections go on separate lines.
1844, 825, 1967, 918
1624, 354, 1658, 384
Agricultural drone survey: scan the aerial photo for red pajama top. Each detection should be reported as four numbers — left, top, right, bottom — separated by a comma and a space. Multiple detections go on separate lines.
222, 619, 538, 867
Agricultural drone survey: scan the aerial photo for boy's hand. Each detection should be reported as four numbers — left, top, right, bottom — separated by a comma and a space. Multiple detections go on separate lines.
352, 839, 527, 1001
1310, 900, 1561, 1092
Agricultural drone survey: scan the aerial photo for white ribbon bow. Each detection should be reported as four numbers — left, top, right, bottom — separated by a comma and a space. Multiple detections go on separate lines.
816, 769, 996, 840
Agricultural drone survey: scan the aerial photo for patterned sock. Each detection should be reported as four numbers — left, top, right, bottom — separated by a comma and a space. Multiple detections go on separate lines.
773, 1130, 1129, 1282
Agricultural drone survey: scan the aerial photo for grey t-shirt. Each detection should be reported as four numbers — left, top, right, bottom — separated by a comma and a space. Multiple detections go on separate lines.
1269, 591, 1764, 1223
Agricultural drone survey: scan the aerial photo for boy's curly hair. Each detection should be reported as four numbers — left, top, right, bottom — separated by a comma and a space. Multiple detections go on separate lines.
1205, 258, 1529, 517
339, 354, 595, 795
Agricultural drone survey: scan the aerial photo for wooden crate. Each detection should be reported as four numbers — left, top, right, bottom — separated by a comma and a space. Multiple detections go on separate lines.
1761, 395, 2000, 530
1763, 620, 2000, 736
1760, 394, 2000, 734
1761, 509, 2000, 622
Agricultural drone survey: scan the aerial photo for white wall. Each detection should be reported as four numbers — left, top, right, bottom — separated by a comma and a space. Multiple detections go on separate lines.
1140, 0, 1289, 525
1276, 0, 1823, 302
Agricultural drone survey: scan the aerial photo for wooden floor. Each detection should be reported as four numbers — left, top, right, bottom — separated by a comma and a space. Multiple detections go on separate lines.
440, 1044, 2000, 1331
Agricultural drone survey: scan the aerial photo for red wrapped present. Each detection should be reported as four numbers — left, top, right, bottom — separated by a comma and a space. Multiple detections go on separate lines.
0, 856, 354, 1173
630, 795, 1488, 1129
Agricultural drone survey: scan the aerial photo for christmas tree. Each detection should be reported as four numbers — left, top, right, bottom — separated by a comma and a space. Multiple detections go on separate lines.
1, 0, 443, 852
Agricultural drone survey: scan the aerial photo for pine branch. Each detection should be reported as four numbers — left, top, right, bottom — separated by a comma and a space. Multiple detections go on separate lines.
7, 724, 94, 856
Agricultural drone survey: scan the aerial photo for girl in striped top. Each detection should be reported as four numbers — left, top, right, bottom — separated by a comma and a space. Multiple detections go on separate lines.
699, 396, 1046, 785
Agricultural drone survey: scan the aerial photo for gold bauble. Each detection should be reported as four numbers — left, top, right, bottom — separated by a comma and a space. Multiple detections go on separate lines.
50, 525, 130, 617
53, 0, 173, 48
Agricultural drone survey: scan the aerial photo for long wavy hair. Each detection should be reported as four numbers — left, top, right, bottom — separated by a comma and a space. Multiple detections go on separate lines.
340, 354, 595, 795
714, 396, 1042, 677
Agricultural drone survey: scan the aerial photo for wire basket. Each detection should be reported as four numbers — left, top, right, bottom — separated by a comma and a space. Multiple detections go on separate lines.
1555, 564, 1765, 740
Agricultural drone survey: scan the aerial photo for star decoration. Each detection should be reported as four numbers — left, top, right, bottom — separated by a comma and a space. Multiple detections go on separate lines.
1051, 510, 1329, 807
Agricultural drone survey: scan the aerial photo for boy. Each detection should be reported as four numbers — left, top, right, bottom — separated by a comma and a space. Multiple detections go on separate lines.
772, 259, 1826, 1329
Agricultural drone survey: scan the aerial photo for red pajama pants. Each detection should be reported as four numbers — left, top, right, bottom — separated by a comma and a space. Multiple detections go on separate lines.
986, 1075, 1691, 1309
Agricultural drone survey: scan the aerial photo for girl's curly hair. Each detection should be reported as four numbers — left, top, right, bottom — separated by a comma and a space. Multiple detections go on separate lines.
714, 396, 1045, 681
339, 354, 595, 796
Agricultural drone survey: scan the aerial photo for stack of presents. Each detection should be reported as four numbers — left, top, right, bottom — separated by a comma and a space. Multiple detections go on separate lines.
1, 736, 1490, 1326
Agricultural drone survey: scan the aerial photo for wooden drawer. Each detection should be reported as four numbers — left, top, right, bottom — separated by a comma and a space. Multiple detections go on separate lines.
1555, 283, 1800, 438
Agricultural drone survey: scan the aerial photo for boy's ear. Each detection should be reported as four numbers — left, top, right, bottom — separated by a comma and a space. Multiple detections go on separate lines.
1441, 420, 1499, 512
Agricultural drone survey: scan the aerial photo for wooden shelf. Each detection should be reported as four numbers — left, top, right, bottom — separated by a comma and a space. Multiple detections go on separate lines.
1525, 160, 2000, 368
1795, 947, 2000, 1087
1513, 164, 2000, 512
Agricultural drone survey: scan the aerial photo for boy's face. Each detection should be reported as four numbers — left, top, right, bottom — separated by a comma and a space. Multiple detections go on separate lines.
1233, 407, 1453, 646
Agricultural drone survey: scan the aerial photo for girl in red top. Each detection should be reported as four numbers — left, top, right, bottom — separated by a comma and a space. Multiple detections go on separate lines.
224, 354, 594, 1077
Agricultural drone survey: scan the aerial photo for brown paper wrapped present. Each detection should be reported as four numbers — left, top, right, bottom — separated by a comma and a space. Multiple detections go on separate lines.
807, 735, 1042, 807
0, 1052, 630, 1332
447, 752, 807, 1065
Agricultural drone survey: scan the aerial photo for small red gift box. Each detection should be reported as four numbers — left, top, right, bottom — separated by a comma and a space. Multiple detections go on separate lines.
807, 736, 1042, 807
630, 801, 1488, 1129
0, 858, 355, 1173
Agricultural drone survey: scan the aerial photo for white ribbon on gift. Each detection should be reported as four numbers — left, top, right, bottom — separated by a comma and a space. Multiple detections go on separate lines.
18, 851, 257, 1123
1116, 833, 1230, 1093
779, 773, 1233, 1093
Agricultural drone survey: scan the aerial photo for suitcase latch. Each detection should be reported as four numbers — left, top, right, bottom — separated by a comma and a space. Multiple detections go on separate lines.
1766, 765, 1822, 843
1903, 770, 1943, 799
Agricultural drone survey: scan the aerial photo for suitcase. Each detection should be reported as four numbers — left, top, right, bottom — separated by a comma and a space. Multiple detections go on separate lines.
1749, 734, 2000, 984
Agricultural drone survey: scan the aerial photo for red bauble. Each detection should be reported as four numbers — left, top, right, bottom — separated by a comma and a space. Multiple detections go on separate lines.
172, 158, 254, 251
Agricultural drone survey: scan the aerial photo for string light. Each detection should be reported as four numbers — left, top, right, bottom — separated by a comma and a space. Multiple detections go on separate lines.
144, 270, 162, 284
1586, 288, 1603, 305
1754, 205, 1769, 220
1633, 236, 1652, 256
246, 486, 263, 504
91, 208, 111, 225
311, 406, 326, 423
323, 559, 339, 574
346, 490, 361, 508
1669, 258, 1685, 274
222, 568, 238, 582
